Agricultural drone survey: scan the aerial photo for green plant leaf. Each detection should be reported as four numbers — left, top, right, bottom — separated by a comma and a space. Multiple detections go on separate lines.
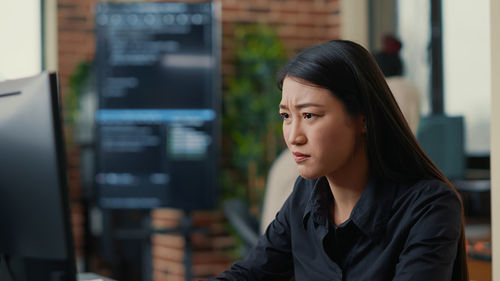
220, 24, 288, 209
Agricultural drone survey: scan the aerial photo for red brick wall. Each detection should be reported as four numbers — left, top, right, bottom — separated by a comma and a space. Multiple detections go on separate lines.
57, 0, 341, 261
58, 0, 96, 96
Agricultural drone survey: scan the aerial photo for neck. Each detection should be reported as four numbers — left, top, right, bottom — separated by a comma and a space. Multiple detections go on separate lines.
326, 143, 369, 226
328, 175, 368, 226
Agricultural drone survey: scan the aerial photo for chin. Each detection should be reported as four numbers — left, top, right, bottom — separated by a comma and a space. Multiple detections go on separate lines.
297, 168, 323, 180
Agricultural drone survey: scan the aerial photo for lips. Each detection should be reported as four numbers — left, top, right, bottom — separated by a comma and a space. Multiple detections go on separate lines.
292, 151, 310, 163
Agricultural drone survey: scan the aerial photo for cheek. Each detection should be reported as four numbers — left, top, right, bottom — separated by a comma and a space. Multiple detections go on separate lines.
315, 122, 341, 140
316, 124, 355, 152
282, 124, 290, 144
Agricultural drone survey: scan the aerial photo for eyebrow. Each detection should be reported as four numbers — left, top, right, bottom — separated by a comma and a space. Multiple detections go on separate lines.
279, 103, 324, 110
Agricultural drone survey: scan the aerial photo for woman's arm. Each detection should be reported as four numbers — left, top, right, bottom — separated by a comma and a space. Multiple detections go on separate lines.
206, 199, 295, 281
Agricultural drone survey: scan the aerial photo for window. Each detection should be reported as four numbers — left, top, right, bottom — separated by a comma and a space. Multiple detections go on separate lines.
443, 0, 490, 156
0, 0, 42, 80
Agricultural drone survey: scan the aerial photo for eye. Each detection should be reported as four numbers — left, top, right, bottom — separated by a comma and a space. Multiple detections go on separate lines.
280, 112, 290, 120
303, 113, 315, 119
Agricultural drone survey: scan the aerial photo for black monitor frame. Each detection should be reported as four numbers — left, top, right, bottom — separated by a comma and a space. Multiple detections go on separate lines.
0, 72, 77, 281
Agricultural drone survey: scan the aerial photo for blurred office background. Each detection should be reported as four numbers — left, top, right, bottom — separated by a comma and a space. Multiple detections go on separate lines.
0, 0, 498, 280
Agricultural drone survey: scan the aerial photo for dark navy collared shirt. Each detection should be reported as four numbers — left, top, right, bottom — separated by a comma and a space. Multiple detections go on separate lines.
208, 176, 462, 281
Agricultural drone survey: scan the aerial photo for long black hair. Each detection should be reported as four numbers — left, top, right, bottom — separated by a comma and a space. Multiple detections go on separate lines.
277, 40, 468, 281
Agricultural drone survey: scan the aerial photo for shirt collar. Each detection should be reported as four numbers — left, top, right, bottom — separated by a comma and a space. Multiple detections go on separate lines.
302, 177, 332, 228
302, 177, 395, 239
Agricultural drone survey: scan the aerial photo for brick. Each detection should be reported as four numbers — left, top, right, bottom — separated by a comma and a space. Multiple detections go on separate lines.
153, 258, 231, 276
152, 247, 232, 264
153, 233, 234, 251
153, 270, 202, 281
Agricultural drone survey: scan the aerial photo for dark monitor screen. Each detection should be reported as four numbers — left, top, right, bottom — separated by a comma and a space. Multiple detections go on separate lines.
94, 2, 219, 210
0, 72, 77, 281
95, 1, 215, 110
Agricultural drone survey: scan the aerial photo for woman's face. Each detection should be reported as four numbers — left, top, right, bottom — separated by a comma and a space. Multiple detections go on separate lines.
280, 77, 366, 180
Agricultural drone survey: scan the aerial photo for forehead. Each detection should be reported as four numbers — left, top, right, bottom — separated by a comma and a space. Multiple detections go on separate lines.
281, 77, 335, 104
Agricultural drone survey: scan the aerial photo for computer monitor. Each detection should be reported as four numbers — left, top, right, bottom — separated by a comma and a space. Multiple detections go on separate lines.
94, 2, 220, 210
0, 72, 77, 281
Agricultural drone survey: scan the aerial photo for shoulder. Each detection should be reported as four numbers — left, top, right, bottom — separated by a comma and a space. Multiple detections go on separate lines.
396, 179, 459, 202
392, 179, 462, 226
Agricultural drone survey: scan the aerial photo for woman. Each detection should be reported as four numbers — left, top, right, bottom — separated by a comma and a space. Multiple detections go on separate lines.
209, 40, 468, 281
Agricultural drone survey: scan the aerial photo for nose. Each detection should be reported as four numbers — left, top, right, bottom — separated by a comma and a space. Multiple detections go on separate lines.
286, 120, 306, 146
